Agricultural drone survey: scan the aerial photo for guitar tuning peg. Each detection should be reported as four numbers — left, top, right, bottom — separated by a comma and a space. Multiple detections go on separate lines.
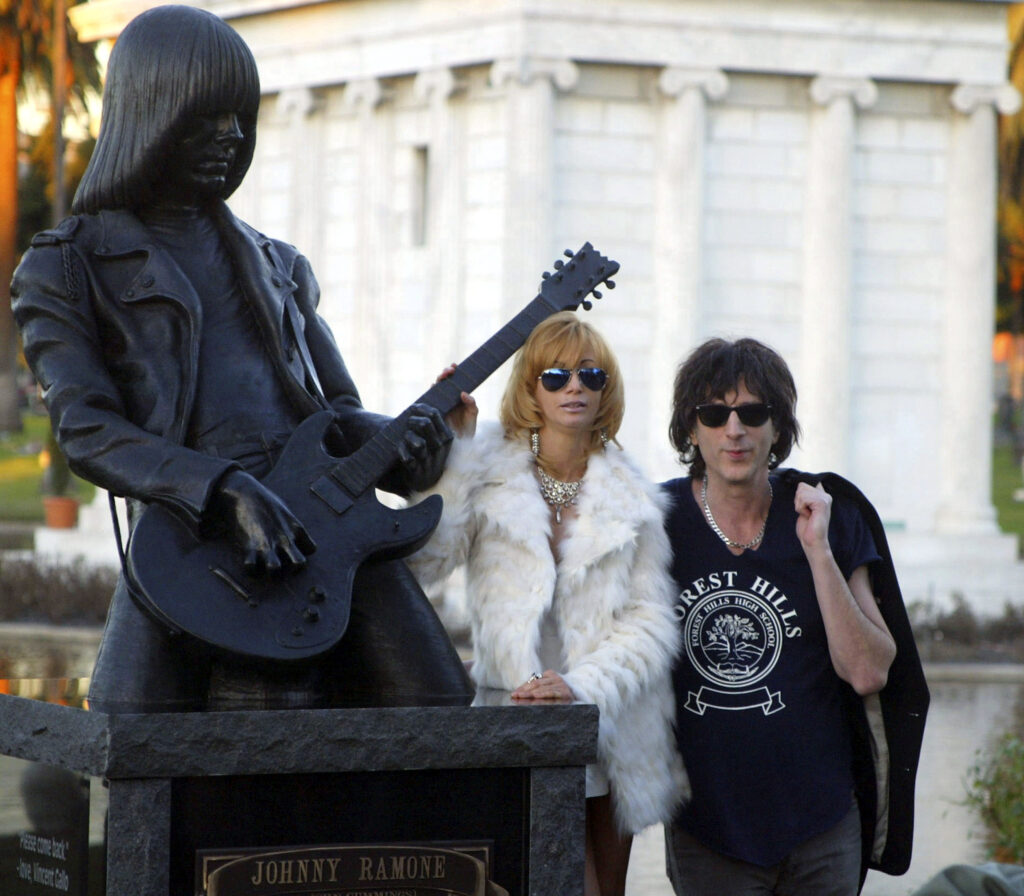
582, 299, 593, 311
605, 280, 616, 290
542, 271, 551, 280
563, 249, 574, 258
592, 290, 602, 300
554, 260, 564, 270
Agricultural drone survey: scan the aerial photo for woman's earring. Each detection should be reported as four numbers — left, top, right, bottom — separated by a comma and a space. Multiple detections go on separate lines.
769, 451, 778, 467
531, 430, 540, 457
600, 428, 610, 447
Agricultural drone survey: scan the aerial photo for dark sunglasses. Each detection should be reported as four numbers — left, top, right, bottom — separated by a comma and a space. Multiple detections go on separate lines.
538, 367, 608, 392
695, 403, 773, 428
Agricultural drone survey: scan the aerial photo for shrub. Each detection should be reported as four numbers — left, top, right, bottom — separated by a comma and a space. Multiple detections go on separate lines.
965, 729, 1024, 863
0, 556, 113, 625
936, 594, 981, 644
986, 602, 1024, 643
909, 597, 1024, 662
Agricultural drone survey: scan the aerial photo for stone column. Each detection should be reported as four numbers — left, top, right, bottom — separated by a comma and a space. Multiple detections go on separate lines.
649, 67, 728, 478
489, 57, 579, 320
936, 82, 1021, 534
342, 77, 392, 408
413, 67, 468, 375
799, 76, 877, 475
278, 86, 326, 264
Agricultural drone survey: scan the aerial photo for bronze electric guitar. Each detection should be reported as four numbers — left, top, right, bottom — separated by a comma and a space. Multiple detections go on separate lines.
125, 243, 619, 660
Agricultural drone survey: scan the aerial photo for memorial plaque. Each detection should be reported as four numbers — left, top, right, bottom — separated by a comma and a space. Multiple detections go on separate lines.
173, 761, 528, 896
0, 682, 106, 895
198, 844, 507, 896
171, 768, 528, 896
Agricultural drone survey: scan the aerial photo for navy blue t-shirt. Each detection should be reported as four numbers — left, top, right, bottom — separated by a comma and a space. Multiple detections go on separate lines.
662, 472, 880, 867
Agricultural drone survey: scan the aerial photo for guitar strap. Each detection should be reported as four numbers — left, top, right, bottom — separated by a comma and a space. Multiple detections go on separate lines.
106, 492, 125, 566
110, 489, 187, 636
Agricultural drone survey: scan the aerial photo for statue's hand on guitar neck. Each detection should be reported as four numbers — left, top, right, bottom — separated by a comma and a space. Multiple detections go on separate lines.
210, 469, 317, 575
389, 402, 454, 494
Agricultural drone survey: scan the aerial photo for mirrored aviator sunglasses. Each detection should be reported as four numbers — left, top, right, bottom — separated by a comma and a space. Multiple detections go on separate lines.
695, 403, 773, 427
538, 367, 608, 392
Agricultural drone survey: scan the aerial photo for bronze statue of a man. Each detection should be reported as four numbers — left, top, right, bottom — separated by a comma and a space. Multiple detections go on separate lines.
11, 5, 472, 712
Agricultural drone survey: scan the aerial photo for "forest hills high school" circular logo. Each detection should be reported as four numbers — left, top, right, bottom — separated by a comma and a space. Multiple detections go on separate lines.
683, 590, 786, 716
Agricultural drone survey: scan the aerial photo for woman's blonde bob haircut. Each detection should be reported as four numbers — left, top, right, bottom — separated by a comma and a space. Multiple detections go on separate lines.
499, 311, 624, 455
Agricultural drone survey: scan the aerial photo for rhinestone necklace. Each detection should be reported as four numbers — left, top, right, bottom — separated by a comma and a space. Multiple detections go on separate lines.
538, 468, 582, 524
700, 473, 773, 550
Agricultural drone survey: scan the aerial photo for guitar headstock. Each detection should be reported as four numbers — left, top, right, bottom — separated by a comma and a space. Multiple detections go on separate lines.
538, 242, 619, 312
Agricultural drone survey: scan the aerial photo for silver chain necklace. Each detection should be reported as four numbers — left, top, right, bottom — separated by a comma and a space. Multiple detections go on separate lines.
538, 468, 582, 524
701, 473, 773, 550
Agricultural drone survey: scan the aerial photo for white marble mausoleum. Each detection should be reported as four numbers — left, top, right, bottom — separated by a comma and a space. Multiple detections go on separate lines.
64, 0, 1024, 614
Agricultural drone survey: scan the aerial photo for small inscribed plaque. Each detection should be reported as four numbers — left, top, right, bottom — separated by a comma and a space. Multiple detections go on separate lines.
0, 761, 92, 896
201, 844, 508, 896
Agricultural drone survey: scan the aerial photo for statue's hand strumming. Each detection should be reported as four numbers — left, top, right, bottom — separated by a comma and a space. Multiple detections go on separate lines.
394, 402, 454, 493
211, 469, 317, 574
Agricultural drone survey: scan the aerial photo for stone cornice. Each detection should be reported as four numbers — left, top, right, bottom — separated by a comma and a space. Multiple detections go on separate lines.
70, 0, 1011, 95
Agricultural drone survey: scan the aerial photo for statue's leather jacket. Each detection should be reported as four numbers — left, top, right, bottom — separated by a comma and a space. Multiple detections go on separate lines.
11, 201, 391, 531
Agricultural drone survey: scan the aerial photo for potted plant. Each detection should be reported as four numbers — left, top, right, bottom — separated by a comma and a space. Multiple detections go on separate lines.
41, 427, 79, 529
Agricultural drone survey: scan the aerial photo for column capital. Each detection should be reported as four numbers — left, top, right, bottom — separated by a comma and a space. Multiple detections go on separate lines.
658, 66, 729, 102
951, 82, 1021, 116
413, 67, 467, 106
489, 56, 579, 91
276, 86, 324, 122
810, 76, 877, 109
341, 77, 391, 112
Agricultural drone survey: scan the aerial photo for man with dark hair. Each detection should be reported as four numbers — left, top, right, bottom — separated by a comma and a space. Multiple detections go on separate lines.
661, 337, 927, 894
11, 5, 471, 712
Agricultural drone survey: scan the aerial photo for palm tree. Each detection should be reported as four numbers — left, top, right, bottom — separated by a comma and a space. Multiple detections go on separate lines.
0, 0, 98, 432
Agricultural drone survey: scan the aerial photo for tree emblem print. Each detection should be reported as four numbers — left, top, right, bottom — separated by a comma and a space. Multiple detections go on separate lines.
683, 591, 785, 716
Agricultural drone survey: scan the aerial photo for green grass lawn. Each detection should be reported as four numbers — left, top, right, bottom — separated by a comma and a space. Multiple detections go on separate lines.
993, 443, 1024, 557
0, 413, 94, 522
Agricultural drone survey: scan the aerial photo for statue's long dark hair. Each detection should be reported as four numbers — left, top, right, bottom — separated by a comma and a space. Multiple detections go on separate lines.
72, 5, 260, 214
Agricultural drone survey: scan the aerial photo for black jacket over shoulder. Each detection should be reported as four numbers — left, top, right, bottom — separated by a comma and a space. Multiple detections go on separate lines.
11, 202, 392, 530
779, 469, 929, 888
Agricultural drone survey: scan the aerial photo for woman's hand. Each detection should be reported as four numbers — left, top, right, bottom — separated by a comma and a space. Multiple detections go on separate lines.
510, 670, 574, 703
437, 363, 478, 438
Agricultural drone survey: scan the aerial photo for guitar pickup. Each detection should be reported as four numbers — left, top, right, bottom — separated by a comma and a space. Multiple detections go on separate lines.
210, 566, 259, 608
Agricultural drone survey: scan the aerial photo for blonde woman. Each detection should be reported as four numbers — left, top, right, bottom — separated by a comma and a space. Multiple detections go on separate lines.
408, 311, 688, 896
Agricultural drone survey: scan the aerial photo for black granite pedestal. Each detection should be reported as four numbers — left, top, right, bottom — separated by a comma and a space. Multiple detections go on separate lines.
0, 681, 598, 896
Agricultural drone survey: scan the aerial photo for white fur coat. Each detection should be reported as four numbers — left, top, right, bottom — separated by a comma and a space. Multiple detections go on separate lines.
408, 423, 690, 834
